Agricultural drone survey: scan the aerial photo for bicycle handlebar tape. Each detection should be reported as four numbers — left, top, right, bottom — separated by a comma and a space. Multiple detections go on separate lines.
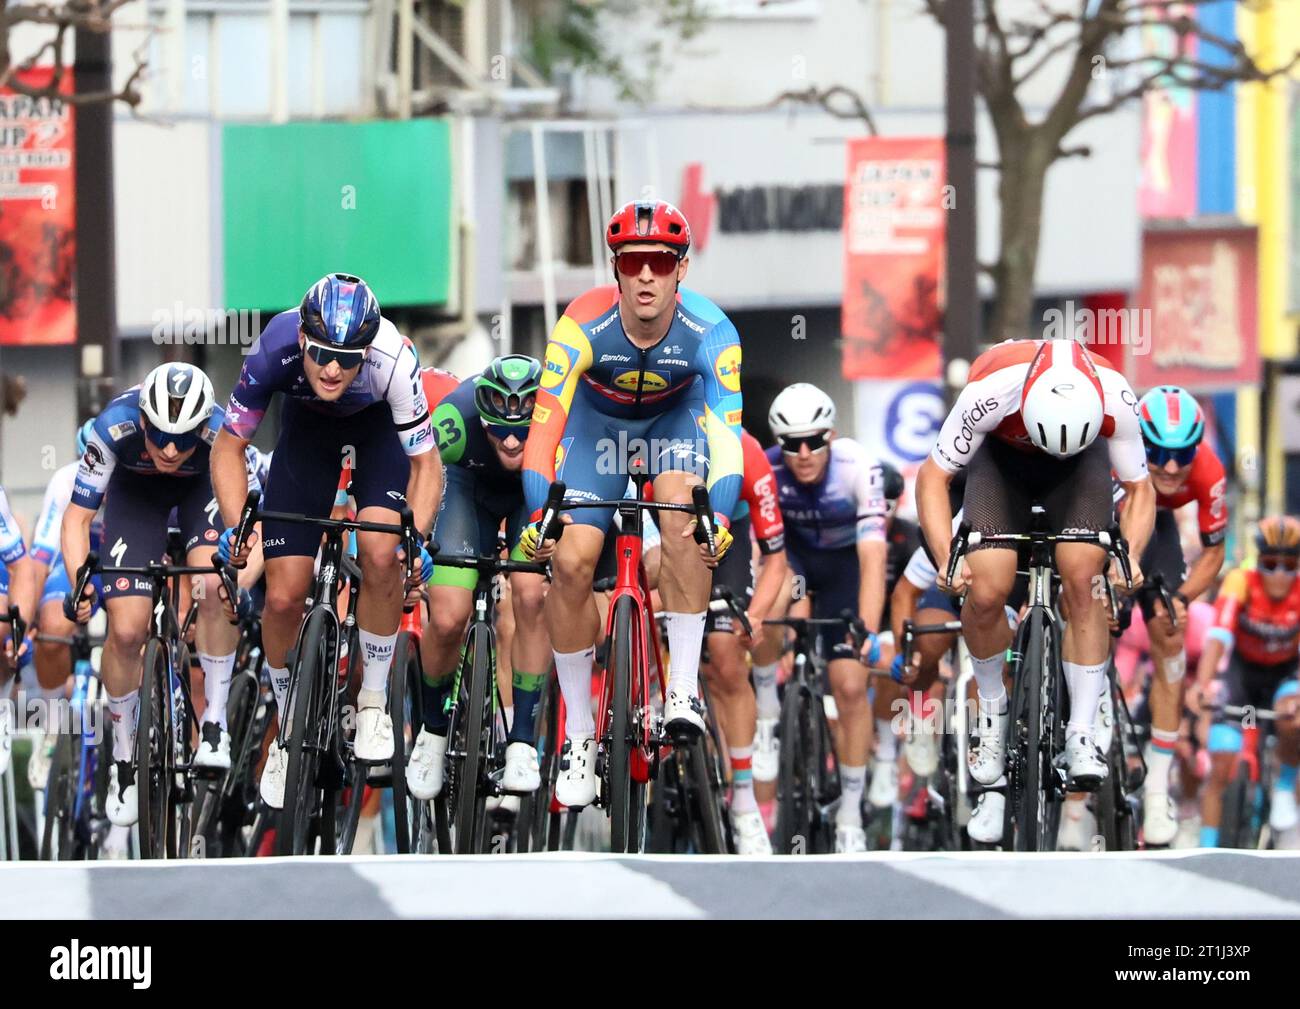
538, 481, 566, 544
234, 490, 261, 557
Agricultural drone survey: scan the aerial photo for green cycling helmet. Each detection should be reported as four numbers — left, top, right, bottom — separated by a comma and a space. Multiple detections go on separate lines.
474, 354, 542, 428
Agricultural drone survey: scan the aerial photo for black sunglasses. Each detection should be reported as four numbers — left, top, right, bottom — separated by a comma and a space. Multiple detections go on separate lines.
1259, 555, 1299, 574
780, 432, 829, 454
305, 339, 367, 370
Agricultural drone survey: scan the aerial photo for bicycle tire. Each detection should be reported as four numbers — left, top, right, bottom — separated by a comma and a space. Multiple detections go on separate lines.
390, 631, 421, 854
279, 609, 332, 856
1007, 613, 1044, 853
774, 684, 816, 854
453, 623, 493, 855
137, 637, 172, 859
1219, 764, 1251, 849
608, 595, 639, 853
41, 731, 76, 860
173, 640, 197, 858
687, 737, 729, 853
1098, 683, 1137, 852
517, 671, 556, 853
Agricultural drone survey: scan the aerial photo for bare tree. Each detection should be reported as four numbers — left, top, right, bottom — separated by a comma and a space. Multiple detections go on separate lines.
922, 0, 1299, 343
0, 0, 147, 106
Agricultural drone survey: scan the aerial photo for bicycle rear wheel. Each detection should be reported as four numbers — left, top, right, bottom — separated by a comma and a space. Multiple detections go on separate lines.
686, 736, 729, 853
137, 638, 173, 859
279, 609, 332, 856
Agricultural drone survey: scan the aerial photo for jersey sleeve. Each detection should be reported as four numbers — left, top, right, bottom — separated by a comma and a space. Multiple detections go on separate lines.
852, 445, 887, 543
1101, 369, 1148, 484
929, 374, 1012, 473
1209, 567, 1250, 650
0, 488, 26, 564
385, 339, 434, 457
698, 319, 743, 523
741, 433, 785, 554
222, 335, 280, 441
522, 314, 595, 518
902, 544, 938, 590
1192, 446, 1228, 546
71, 416, 120, 511
30, 465, 75, 564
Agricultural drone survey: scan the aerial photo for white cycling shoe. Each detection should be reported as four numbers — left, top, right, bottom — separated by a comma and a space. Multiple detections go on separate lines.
1061, 731, 1108, 790
406, 729, 447, 800
353, 691, 394, 763
27, 730, 53, 789
835, 823, 868, 853
665, 690, 707, 736
730, 808, 773, 855
502, 741, 541, 793
106, 761, 139, 827
1143, 790, 1179, 846
556, 735, 598, 808
968, 787, 1005, 844
968, 700, 1007, 786
1056, 797, 1095, 851
905, 720, 940, 778
260, 740, 288, 809
753, 717, 780, 783
1095, 692, 1114, 756
1270, 788, 1299, 833
868, 759, 899, 809
194, 722, 232, 772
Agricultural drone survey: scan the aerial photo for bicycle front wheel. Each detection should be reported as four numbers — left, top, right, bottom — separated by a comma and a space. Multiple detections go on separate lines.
608, 596, 648, 853
453, 624, 493, 854
390, 631, 424, 854
136, 638, 173, 859
279, 609, 332, 856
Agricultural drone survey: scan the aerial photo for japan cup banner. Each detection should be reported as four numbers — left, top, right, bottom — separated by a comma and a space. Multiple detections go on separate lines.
841, 137, 944, 381
0, 67, 75, 346
854, 377, 945, 520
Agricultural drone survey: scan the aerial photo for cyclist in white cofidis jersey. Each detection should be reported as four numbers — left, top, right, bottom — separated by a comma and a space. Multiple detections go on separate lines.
764, 383, 889, 853
916, 339, 1155, 844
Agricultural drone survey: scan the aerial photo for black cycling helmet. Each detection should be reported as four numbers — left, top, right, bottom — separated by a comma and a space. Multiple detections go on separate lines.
474, 355, 542, 428
880, 460, 904, 503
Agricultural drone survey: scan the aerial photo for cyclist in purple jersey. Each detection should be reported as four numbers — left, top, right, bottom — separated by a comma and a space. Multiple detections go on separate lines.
762, 383, 889, 852
62, 363, 257, 824
211, 274, 440, 810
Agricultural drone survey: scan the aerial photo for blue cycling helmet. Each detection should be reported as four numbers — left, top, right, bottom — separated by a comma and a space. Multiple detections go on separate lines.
75, 419, 95, 457
299, 273, 382, 349
1138, 386, 1204, 449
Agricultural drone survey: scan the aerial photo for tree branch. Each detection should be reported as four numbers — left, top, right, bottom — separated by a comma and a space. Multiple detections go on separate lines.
685, 84, 878, 135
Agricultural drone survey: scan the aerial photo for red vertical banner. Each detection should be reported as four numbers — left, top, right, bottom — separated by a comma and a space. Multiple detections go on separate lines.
841, 136, 945, 380
0, 67, 76, 345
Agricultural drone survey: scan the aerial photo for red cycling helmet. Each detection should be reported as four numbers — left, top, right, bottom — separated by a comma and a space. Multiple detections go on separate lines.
605, 201, 691, 253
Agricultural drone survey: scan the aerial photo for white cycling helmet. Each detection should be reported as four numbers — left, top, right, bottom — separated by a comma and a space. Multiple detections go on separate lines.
769, 383, 836, 438
1019, 339, 1105, 459
139, 362, 216, 435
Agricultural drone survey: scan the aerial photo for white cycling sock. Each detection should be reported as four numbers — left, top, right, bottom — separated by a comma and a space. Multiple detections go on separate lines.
106, 690, 139, 763
875, 718, 898, 761
199, 652, 236, 730
266, 662, 290, 717
838, 764, 867, 827
1145, 728, 1179, 793
1065, 660, 1109, 736
730, 745, 758, 814
970, 651, 1008, 710
555, 646, 596, 737
752, 661, 781, 719
358, 629, 397, 697
664, 611, 706, 697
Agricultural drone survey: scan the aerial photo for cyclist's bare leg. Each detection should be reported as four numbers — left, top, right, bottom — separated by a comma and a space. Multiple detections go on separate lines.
1200, 751, 1235, 840
546, 524, 604, 737
188, 545, 239, 733
260, 555, 315, 717
1145, 605, 1186, 818
1055, 542, 1111, 737
35, 598, 74, 692
353, 511, 405, 695
506, 570, 551, 746
703, 630, 752, 748
101, 595, 153, 761
496, 577, 516, 720
653, 471, 712, 723
418, 583, 473, 702
751, 588, 788, 805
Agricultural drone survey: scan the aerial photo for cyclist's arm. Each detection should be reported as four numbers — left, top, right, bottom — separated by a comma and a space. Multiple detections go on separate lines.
59, 503, 95, 590
1180, 449, 1227, 602
1116, 475, 1155, 562
212, 428, 255, 529
749, 547, 786, 623
698, 321, 743, 523
62, 421, 117, 580
743, 434, 786, 621
857, 538, 887, 635
404, 449, 442, 537
915, 458, 955, 579
1195, 569, 1245, 692
0, 492, 34, 633
522, 316, 593, 518
385, 341, 440, 535
890, 575, 923, 649
1180, 543, 1225, 606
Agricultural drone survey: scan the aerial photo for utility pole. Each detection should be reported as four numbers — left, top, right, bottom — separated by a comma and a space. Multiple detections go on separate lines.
944, 0, 978, 407
73, 23, 120, 421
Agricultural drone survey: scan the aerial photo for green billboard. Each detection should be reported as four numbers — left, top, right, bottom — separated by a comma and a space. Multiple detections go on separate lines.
223, 118, 453, 310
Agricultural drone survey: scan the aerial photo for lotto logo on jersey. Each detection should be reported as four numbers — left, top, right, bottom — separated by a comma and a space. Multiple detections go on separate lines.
715, 346, 741, 393
541, 344, 572, 390
613, 369, 669, 393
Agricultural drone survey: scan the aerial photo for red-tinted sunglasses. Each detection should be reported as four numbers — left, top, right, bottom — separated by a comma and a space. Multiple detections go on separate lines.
615, 250, 681, 278
1259, 555, 1299, 574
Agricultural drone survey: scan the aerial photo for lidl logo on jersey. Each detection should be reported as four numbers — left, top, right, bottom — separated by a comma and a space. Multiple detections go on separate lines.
715, 346, 741, 393
542, 344, 573, 390
613, 369, 669, 393
725, 409, 742, 427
